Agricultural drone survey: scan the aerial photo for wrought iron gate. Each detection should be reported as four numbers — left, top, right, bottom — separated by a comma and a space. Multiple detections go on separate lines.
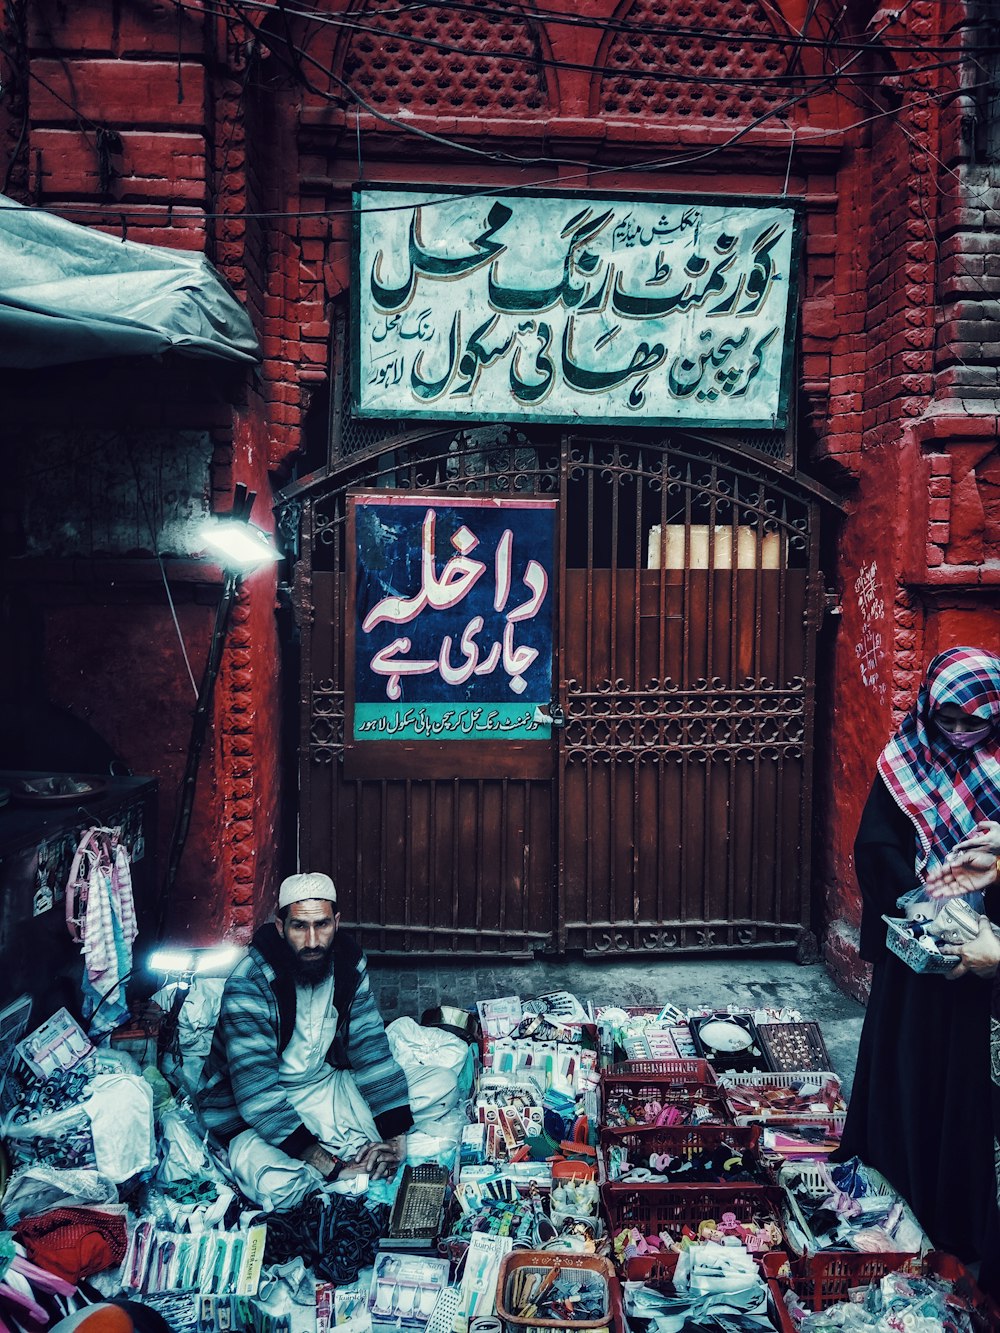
556, 436, 821, 955
289, 426, 824, 956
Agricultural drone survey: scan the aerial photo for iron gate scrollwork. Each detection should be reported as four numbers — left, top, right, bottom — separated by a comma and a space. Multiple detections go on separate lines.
290, 426, 824, 956
557, 436, 821, 956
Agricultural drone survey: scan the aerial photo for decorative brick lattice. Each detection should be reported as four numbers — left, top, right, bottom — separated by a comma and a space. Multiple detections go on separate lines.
598, 0, 793, 121
341, 1, 549, 114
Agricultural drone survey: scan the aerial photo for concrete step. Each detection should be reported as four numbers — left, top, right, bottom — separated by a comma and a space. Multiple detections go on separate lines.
368, 955, 865, 1094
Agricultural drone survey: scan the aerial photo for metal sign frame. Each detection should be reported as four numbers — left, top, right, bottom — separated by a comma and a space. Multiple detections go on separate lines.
351, 183, 802, 431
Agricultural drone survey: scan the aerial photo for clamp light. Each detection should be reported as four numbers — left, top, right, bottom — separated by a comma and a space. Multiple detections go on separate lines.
199, 517, 280, 570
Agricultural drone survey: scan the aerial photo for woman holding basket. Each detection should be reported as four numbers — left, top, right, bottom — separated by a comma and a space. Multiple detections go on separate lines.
836, 646, 1000, 1267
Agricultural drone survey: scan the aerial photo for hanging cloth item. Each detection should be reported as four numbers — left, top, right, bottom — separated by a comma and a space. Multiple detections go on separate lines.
65, 828, 137, 1033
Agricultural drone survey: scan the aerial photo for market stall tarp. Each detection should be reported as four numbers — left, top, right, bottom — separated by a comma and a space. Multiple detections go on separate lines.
0, 195, 261, 368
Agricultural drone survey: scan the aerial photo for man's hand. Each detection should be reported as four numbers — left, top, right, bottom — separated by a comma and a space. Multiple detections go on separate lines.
926, 821, 1000, 899
354, 1135, 406, 1180
301, 1142, 342, 1179
941, 916, 1000, 979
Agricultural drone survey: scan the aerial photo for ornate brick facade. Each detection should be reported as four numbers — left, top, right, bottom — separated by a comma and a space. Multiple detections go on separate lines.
2, 0, 998, 968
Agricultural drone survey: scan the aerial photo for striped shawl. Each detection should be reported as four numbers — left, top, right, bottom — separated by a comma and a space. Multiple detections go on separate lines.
196, 924, 413, 1159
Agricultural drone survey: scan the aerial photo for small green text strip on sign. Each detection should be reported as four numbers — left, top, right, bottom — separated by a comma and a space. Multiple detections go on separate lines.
353, 187, 798, 428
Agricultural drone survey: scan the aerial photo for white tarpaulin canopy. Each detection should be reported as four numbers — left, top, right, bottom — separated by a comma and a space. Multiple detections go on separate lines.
0, 195, 261, 369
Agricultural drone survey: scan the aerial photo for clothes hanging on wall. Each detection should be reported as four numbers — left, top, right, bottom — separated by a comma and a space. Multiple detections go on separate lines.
65, 828, 136, 1034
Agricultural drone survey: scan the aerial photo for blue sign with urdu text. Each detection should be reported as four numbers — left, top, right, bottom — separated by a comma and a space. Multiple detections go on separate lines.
351, 493, 556, 742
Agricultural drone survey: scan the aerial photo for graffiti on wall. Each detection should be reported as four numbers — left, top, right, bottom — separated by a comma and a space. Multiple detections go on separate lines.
853, 561, 887, 702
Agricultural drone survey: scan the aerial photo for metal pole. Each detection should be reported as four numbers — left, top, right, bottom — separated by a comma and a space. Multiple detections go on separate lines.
158, 568, 239, 937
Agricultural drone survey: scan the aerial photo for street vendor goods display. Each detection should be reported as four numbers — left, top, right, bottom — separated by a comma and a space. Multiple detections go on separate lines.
0, 986, 994, 1333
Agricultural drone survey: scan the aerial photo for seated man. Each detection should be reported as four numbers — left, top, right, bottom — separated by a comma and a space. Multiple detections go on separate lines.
197, 872, 413, 1211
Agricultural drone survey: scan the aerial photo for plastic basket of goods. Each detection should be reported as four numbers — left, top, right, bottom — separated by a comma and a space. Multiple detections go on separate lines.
600, 1074, 731, 1130
764, 1248, 1000, 1317
621, 1249, 795, 1333
606, 1184, 786, 1277
758, 1250, 918, 1313
495, 1251, 621, 1331
601, 1123, 762, 1191
719, 1072, 845, 1123
882, 915, 960, 974
775, 1160, 925, 1299
610, 1059, 717, 1085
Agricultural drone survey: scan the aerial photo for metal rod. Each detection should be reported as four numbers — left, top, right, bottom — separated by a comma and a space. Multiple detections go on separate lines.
159, 568, 239, 937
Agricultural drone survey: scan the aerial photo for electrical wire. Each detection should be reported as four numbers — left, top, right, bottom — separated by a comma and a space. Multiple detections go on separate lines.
5, 74, 997, 231
126, 441, 200, 701
185, 0, 986, 95
194, 0, 994, 58
185, 0, 924, 178
5, 0, 996, 229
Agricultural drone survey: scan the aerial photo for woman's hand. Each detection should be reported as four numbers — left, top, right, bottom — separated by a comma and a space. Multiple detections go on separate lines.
925, 820, 1000, 899
941, 916, 1000, 979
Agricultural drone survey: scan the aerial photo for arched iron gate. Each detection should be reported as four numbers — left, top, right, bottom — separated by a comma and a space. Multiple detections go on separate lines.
289, 426, 824, 957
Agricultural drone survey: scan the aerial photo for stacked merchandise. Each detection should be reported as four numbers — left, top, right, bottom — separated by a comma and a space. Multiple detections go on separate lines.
0, 989, 996, 1333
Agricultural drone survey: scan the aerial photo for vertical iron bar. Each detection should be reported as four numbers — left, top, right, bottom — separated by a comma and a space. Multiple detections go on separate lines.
429, 781, 438, 937
451, 778, 460, 952
476, 778, 485, 953
774, 503, 789, 931
586, 447, 596, 943
556, 435, 570, 951
726, 477, 739, 932
379, 779, 388, 949
296, 497, 315, 876
799, 512, 822, 937
656, 450, 669, 930
334, 493, 345, 904
749, 511, 763, 936
680, 467, 692, 932
404, 776, 413, 944
702, 463, 717, 930
632, 450, 643, 934
499, 778, 508, 937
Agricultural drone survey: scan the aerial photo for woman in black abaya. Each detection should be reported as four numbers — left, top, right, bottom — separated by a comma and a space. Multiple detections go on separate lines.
837, 646, 1000, 1264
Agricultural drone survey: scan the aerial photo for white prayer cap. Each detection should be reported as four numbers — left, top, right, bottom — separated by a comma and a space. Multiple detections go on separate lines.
278, 872, 338, 909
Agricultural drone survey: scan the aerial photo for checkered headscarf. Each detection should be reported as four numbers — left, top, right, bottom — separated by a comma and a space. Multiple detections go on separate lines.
877, 646, 1000, 873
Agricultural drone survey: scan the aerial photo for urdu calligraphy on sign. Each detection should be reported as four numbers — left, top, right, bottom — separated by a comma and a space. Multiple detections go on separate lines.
354, 188, 798, 427
352, 494, 556, 743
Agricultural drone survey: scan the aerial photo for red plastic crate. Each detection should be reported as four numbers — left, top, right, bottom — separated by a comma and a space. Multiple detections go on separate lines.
611, 1059, 717, 1085
758, 1250, 919, 1312
601, 1074, 731, 1129
618, 1250, 794, 1332
495, 1251, 625, 1333
923, 1252, 1000, 1326
601, 1122, 762, 1192
605, 1183, 786, 1261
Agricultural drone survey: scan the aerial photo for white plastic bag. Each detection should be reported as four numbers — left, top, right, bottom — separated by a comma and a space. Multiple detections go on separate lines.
386, 1018, 468, 1124
154, 975, 228, 1095
1, 1165, 118, 1224
84, 1073, 155, 1182
156, 1104, 214, 1185
254, 1260, 319, 1333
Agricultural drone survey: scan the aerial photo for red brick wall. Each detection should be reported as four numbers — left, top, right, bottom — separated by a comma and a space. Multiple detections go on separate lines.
5, 0, 998, 968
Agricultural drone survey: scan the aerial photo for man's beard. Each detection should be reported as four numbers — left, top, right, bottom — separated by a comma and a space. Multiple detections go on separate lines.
289, 943, 335, 986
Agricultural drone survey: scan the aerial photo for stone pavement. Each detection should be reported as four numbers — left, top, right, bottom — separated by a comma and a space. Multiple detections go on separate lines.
368, 955, 866, 1095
